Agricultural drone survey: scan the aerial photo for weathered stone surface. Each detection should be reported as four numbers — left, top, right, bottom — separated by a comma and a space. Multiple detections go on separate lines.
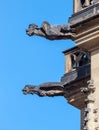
69, 3, 99, 25
23, 82, 65, 97
26, 21, 76, 40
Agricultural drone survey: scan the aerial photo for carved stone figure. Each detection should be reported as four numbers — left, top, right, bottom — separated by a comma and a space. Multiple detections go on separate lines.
26, 21, 76, 40
23, 82, 67, 97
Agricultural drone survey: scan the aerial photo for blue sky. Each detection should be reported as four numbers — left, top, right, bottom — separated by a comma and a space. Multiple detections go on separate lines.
0, 0, 80, 130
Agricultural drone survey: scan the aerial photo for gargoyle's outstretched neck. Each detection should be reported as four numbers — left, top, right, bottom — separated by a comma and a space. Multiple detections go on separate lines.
26, 21, 76, 40
22, 82, 66, 97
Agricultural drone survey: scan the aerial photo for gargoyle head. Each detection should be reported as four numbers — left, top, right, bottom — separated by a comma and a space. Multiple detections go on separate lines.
26, 24, 38, 36
22, 85, 36, 94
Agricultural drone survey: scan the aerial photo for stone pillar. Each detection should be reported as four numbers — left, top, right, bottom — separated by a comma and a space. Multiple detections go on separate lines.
81, 49, 99, 130
74, 0, 81, 13
91, 49, 99, 130
65, 54, 72, 73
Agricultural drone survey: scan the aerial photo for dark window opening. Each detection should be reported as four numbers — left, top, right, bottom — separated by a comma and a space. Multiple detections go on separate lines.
81, 0, 86, 7
71, 52, 90, 69
79, 54, 90, 66
80, 0, 95, 8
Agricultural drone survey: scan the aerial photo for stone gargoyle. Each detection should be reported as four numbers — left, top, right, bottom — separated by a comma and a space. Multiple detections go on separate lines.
26, 21, 76, 40
22, 82, 67, 97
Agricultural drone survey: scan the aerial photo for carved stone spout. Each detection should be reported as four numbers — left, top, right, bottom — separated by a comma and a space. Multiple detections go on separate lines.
22, 82, 66, 97
26, 21, 76, 40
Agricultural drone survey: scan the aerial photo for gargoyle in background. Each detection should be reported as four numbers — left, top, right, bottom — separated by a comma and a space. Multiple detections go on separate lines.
26, 21, 76, 40
22, 82, 67, 97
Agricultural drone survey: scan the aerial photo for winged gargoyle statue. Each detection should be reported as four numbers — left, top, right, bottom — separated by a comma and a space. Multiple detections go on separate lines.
26, 21, 76, 40
22, 82, 67, 97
